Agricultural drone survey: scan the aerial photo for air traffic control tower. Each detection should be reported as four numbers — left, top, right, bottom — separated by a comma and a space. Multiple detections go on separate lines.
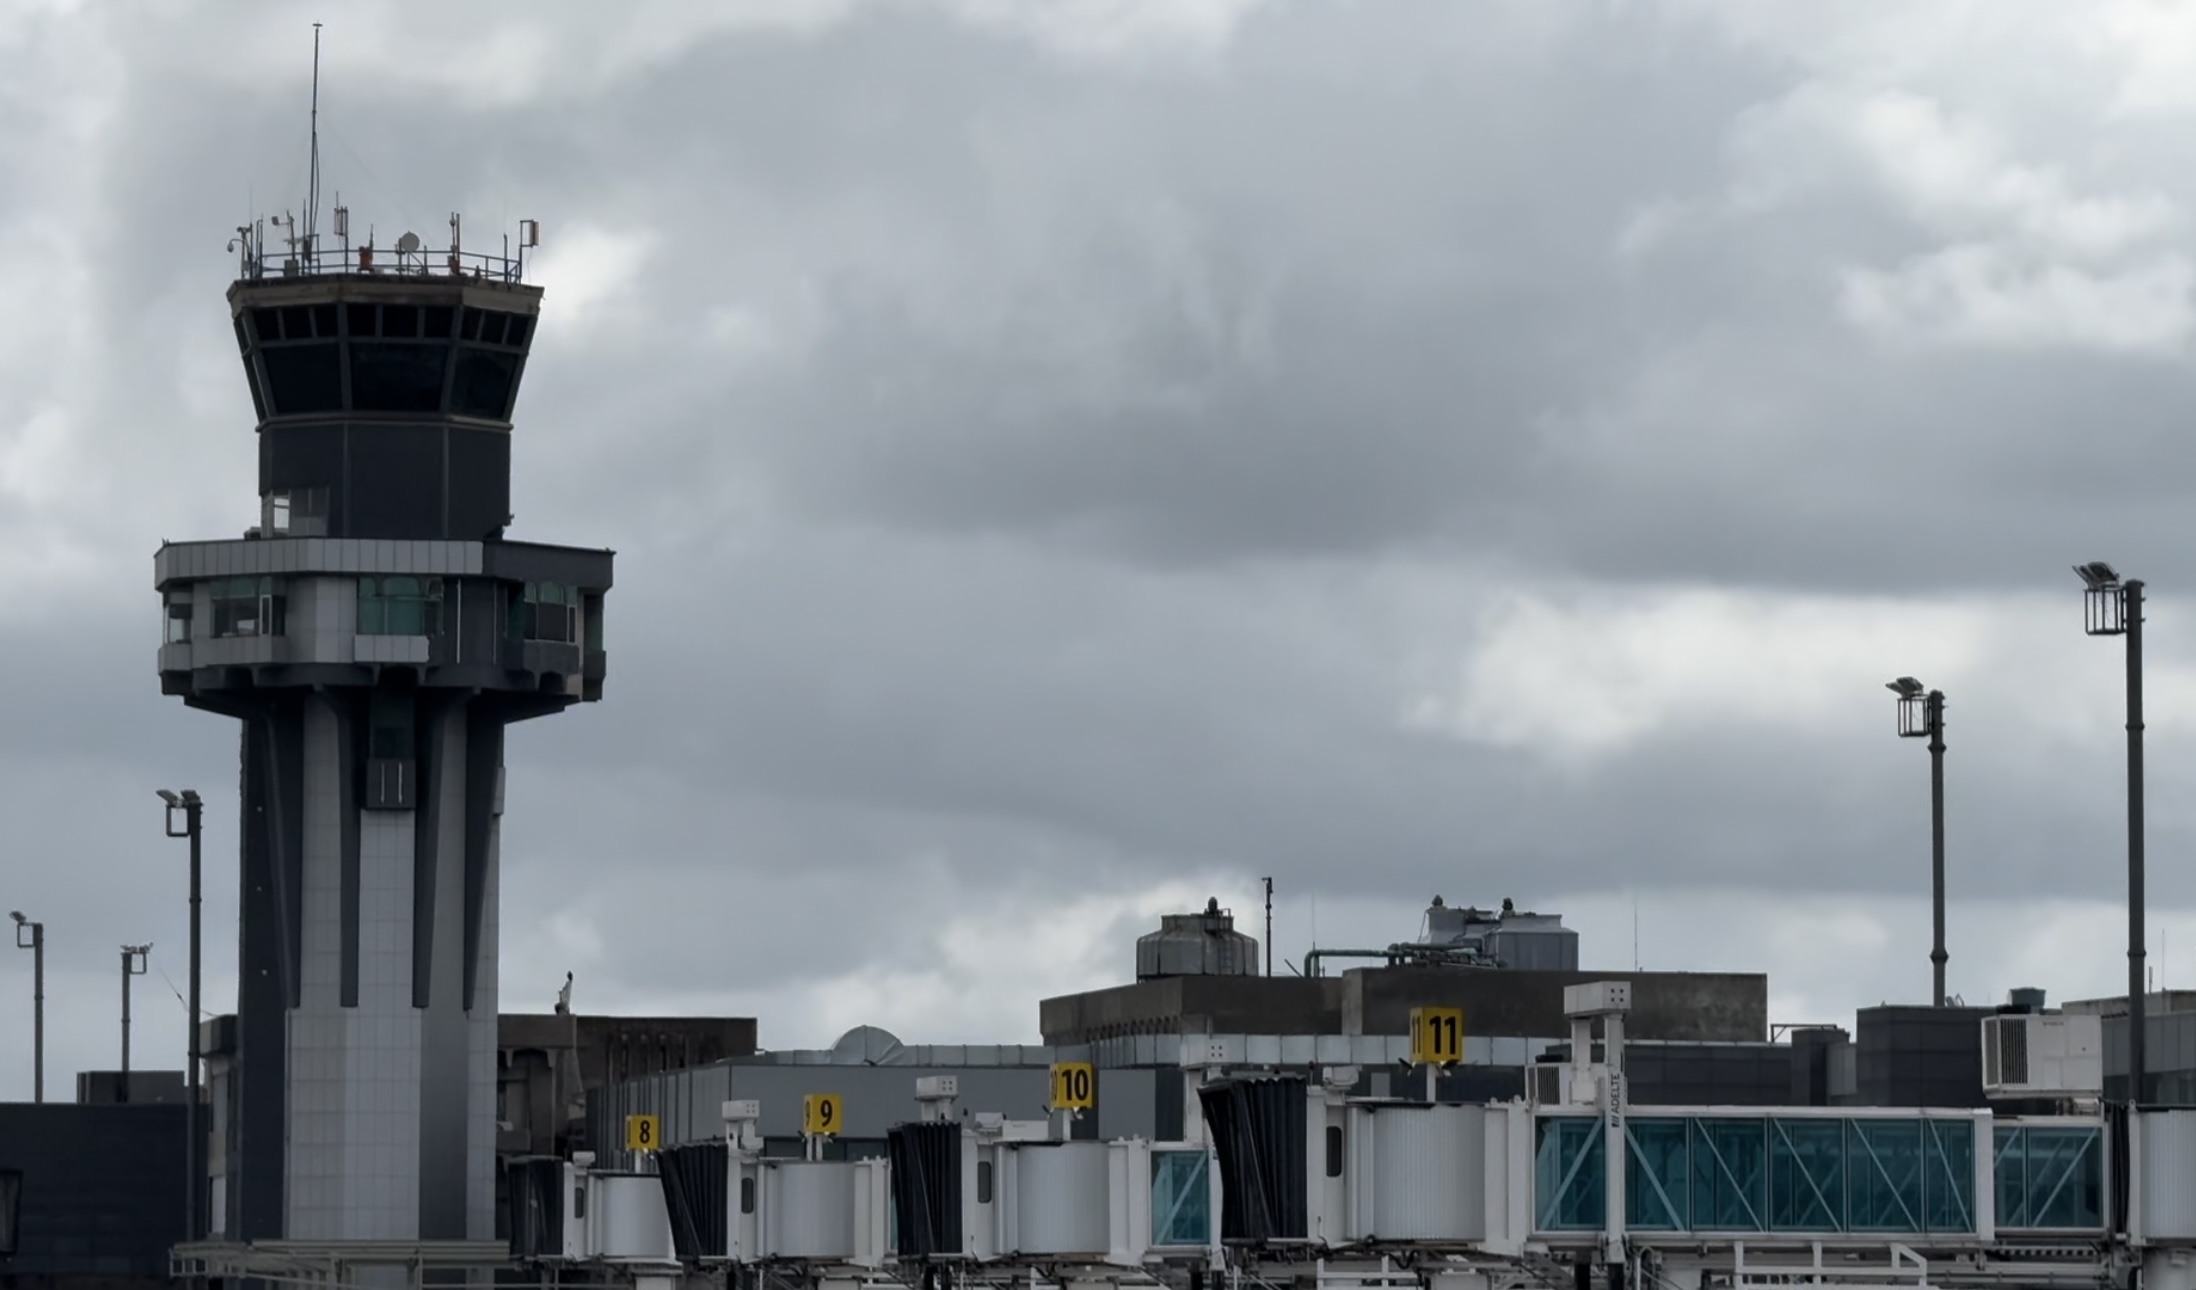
154, 217, 611, 1249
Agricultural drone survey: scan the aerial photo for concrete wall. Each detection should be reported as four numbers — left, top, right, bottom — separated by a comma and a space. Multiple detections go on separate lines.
1342, 967, 1768, 1042
1039, 976, 1344, 1044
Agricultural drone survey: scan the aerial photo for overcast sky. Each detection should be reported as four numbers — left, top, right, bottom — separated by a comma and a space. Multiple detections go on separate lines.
9, 0, 2196, 1097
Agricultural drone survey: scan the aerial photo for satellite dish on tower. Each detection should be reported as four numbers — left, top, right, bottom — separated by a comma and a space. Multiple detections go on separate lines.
395, 231, 420, 255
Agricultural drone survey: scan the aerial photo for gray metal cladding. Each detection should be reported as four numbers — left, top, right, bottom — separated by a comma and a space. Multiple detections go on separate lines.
1009, 1142, 1111, 1256
2140, 1110, 2196, 1239
765, 1162, 859, 1259
1347, 1104, 1485, 1243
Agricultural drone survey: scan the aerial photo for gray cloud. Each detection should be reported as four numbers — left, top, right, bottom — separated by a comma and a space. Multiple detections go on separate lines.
3, 0, 2195, 1089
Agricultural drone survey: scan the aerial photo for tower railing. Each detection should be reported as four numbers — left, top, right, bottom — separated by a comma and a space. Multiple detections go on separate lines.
230, 223, 526, 285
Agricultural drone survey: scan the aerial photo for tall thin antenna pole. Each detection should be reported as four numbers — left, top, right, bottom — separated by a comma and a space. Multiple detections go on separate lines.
1262, 877, 1274, 977
307, 23, 323, 256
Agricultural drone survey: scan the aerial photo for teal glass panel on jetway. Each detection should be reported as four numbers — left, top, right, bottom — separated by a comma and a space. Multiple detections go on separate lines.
1151, 1150, 1211, 1246
1848, 1120, 1923, 1232
1690, 1118, 1767, 1232
1995, 1125, 2104, 1230
1768, 1118, 1846, 1232
1922, 1120, 1975, 1232
1626, 1119, 1688, 1231
1535, 1117, 1605, 1231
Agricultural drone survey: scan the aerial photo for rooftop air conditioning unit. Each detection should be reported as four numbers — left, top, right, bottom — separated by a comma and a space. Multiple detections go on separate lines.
1982, 1012, 2102, 1099
1527, 1063, 1575, 1108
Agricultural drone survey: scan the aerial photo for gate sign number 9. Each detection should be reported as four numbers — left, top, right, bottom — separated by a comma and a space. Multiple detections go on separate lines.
1051, 1062, 1095, 1111
625, 1113, 661, 1152
1410, 1006, 1465, 1066
804, 1092, 843, 1137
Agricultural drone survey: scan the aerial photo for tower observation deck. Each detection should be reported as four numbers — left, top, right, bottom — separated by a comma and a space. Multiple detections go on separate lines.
155, 218, 612, 1244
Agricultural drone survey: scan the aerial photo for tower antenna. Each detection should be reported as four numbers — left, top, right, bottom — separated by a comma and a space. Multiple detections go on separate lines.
306, 23, 323, 258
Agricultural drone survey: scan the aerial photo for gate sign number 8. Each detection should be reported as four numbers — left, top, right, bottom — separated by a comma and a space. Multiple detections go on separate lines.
804, 1092, 843, 1137
625, 1113, 661, 1152
1410, 1006, 1465, 1066
1051, 1061, 1095, 1111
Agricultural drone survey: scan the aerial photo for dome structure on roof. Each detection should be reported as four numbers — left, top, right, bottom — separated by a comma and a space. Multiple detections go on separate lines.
829, 1025, 907, 1065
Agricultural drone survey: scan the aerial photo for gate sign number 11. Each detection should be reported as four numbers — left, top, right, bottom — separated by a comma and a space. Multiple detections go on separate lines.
1051, 1062, 1095, 1111
1410, 1006, 1465, 1066
804, 1092, 843, 1137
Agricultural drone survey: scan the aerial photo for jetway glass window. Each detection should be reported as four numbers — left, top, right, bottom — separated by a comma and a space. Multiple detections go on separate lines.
1921, 1120, 1975, 1232
1536, 1114, 1984, 1237
1151, 1150, 1211, 1247
1995, 1125, 2103, 1230
1692, 1118, 1767, 1231
1627, 1119, 1688, 1231
1768, 1118, 1845, 1232
1848, 1121, 1923, 1232
1535, 1117, 1606, 1230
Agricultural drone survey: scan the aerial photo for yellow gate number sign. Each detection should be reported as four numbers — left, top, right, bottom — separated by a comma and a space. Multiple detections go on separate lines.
1410, 1006, 1465, 1066
804, 1092, 844, 1137
1050, 1062, 1096, 1111
625, 1113, 661, 1152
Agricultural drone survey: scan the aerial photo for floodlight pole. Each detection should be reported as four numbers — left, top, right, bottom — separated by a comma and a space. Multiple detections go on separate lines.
121, 945, 150, 1101
1926, 690, 1947, 1009
163, 790, 203, 1243
2126, 580, 2147, 1106
12, 916, 43, 1103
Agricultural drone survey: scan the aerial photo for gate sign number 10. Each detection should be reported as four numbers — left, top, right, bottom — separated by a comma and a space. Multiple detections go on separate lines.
1410, 1006, 1465, 1066
804, 1092, 844, 1137
1051, 1062, 1095, 1111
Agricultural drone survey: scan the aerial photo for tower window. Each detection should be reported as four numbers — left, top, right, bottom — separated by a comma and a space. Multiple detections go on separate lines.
165, 602, 192, 644
511, 581, 578, 644
368, 692, 416, 761
358, 576, 444, 636
451, 349, 519, 419
267, 486, 329, 536
210, 576, 283, 639
349, 341, 450, 413
260, 343, 343, 415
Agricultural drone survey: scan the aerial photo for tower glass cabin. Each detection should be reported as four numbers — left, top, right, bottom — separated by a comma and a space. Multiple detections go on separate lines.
154, 225, 611, 1245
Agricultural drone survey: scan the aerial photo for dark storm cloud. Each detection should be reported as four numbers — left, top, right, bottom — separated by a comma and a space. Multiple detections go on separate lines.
2, 0, 2194, 1081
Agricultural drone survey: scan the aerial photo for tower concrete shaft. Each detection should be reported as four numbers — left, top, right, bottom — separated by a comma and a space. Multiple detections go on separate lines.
156, 234, 611, 1244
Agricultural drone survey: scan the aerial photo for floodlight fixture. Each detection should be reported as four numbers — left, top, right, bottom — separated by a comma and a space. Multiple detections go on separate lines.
2075, 561, 2122, 591
6, 911, 20, 925
2079, 562, 2134, 637
156, 789, 180, 806
1887, 677, 1924, 699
